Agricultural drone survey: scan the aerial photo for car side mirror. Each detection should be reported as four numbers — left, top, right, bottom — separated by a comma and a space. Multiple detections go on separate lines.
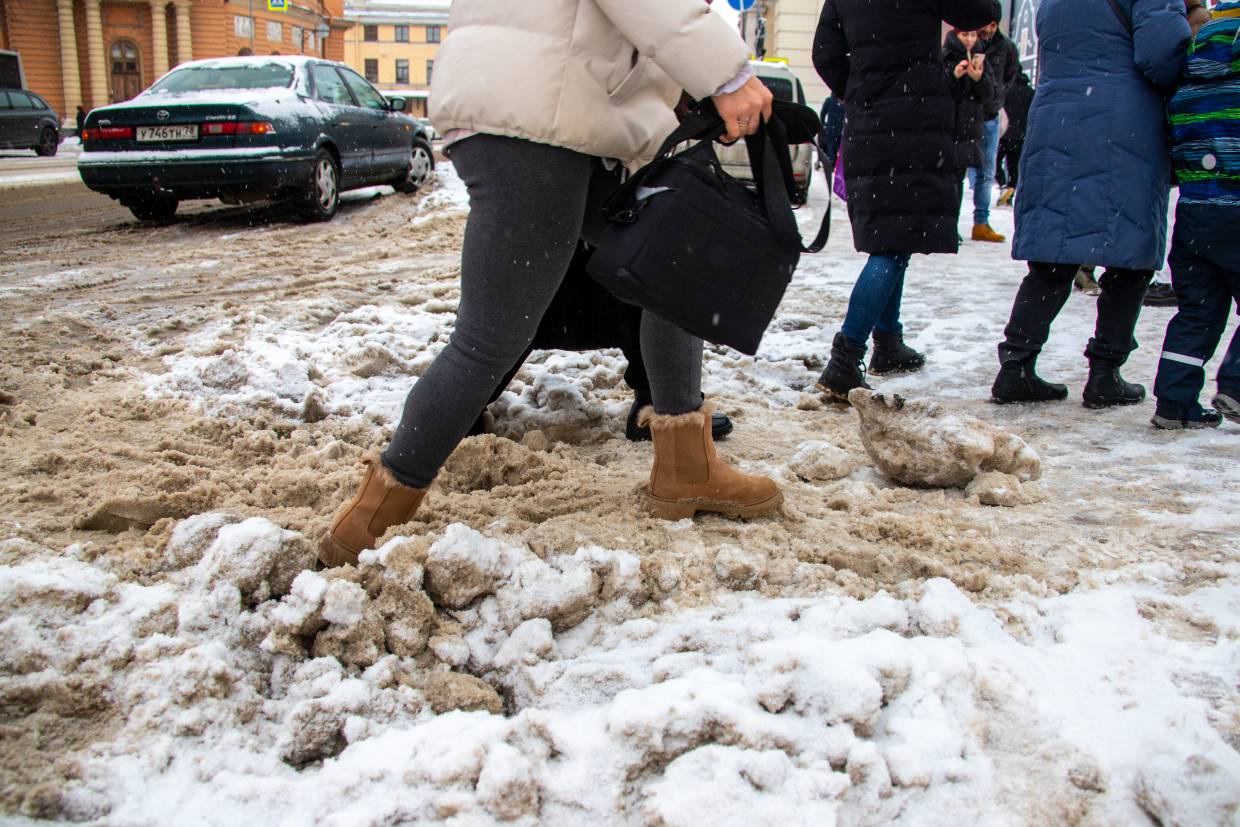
386, 96, 407, 112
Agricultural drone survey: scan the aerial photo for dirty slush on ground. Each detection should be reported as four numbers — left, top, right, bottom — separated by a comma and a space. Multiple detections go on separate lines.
0, 177, 1234, 824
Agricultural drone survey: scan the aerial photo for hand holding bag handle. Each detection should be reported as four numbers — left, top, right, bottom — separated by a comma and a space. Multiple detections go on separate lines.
602, 100, 830, 253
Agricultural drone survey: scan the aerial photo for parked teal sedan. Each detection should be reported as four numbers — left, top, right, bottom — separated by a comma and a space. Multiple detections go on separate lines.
78, 56, 434, 222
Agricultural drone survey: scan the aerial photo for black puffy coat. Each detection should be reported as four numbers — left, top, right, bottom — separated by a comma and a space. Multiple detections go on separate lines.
1001, 69, 1034, 142
812, 0, 995, 255
980, 30, 1020, 120
943, 33, 997, 171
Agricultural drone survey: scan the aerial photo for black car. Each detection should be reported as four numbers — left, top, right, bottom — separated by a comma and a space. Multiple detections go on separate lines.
0, 88, 60, 156
77, 56, 434, 222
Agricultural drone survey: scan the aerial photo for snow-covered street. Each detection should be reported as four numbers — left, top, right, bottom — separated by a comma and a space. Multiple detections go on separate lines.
0, 166, 1237, 826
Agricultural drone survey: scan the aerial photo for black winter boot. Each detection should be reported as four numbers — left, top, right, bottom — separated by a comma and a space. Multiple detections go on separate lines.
817, 332, 871, 403
991, 356, 1069, 404
1083, 360, 1146, 408
869, 330, 926, 375
626, 397, 734, 442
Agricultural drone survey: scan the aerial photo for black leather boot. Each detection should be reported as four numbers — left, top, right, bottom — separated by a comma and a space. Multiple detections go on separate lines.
817, 332, 871, 403
991, 356, 1069, 403
869, 330, 925, 375
1082, 360, 1145, 408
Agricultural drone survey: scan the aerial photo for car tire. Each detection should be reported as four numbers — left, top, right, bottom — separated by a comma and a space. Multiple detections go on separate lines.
298, 149, 340, 222
34, 127, 59, 157
124, 191, 179, 222
392, 138, 434, 194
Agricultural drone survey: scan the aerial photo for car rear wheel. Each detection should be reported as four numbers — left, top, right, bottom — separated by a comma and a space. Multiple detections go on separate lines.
393, 138, 434, 194
298, 149, 340, 221
124, 190, 179, 222
34, 127, 58, 157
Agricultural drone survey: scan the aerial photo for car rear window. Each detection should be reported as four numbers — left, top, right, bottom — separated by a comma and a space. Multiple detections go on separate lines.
149, 63, 295, 93
758, 76, 795, 102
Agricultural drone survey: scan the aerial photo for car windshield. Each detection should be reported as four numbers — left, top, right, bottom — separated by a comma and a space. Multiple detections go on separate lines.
758, 76, 794, 102
148, 63, 294, 93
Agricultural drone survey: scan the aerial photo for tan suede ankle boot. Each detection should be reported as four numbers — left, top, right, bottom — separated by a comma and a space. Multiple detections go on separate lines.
640, 405, 782, 520
318, 450, 428, 568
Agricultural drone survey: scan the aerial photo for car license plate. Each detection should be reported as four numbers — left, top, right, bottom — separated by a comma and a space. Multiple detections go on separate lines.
136, 125, 198, 142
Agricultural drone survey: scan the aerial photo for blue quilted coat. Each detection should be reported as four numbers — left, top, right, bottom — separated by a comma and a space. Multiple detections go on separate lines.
1012, 0, 1190, 270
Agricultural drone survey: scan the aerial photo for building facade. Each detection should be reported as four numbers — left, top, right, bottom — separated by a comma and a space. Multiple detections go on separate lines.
0, 0, 348, 124
341, 0, 448, 118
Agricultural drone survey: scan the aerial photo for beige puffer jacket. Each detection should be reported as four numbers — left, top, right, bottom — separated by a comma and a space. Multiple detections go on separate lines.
430, 0, 749, 165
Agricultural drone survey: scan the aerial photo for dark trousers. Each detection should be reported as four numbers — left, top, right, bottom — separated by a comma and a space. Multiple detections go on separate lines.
997, 137, 1023, 189
475, 243, 653, 424
1153, 203, 1240, 411
998, 262, 1154, 365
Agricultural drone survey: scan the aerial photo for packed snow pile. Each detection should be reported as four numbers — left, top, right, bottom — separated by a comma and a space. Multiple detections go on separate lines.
848, 389, 1043, 498
3, 516, 1237, 825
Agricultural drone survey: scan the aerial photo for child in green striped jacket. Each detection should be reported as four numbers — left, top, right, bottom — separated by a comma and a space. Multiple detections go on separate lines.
1151, 1, 1240, 429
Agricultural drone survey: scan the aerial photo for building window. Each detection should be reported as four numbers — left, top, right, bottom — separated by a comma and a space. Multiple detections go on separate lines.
266, 21, 282, 42
364, 59, 379, 83
291, 25, 303, 49
425, 59, 433, 84
363, 24, 379, 42
306, 32, 315, 51
394, 25, 409, 42
235, 16, 254, 39
425, 25, 441, 43
395, 59, 409, 84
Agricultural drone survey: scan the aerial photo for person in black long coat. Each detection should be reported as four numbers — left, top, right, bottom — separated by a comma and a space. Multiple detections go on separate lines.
812, 0, 996, 401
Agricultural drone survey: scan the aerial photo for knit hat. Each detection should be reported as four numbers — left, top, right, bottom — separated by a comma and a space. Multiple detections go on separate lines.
1213, 0, 1240, 17
990, 0, 1003, 23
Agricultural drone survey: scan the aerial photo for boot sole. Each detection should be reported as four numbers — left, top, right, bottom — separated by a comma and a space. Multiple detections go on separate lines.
869, 362, 924, 377
1151, 413, 1221, 430
1082, 396, 1145, 410
991, 393, 1068, 405
646, 490, 784, 520
815, 381, 855, 405
1212, 392, 1240, 424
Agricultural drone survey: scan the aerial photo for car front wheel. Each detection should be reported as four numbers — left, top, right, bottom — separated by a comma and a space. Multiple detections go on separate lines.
393, 138, 434, 193
124, 190, 178, 222
34, 127, 58, 157
298, 149, 340, 221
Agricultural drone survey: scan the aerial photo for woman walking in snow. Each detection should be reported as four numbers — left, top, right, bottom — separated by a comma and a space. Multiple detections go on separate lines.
811, 0, 997, 402
990, 0, 1197, 407
317, 0, 783, 568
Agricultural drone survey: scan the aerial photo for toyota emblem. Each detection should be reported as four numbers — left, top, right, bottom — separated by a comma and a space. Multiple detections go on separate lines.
156, 109, 170, 120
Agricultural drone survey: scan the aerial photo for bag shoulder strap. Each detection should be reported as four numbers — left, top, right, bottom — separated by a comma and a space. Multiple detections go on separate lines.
1104, 0, 1134, 35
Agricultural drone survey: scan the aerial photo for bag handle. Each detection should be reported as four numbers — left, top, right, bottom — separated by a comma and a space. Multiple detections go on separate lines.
602, 102, 830, 254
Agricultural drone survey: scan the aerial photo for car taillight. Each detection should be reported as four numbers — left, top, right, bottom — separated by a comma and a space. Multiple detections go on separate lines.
201, 121, 276, 135
81, 128, 98, 141
97, 126, 133, 139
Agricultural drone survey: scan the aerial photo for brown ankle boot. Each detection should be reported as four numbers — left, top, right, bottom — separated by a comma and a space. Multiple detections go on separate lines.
971, 223, 1007, 243
639, 405, 782, 520
318, 450, 428, 568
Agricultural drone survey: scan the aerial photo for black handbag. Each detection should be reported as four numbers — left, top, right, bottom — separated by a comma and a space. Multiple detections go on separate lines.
587, 101, 830, 356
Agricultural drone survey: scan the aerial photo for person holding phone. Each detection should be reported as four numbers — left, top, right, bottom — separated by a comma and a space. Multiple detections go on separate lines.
811, 0, 996, 398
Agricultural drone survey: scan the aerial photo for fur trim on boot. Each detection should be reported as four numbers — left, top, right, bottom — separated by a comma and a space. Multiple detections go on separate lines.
318, 450, 428, 568
640, 404, 782, 520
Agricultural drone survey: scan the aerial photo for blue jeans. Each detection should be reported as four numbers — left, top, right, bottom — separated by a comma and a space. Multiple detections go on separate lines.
841, 254, 912, 347
967, 117, 1001, 226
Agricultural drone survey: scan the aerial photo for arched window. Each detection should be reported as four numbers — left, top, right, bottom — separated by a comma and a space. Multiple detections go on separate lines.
109, 40, 142, 102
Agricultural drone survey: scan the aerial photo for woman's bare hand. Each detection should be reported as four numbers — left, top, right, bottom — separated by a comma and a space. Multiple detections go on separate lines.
712, 75, 774, 143
954, 60, 970, 79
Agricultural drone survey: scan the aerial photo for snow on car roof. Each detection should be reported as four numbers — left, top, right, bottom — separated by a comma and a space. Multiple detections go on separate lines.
170, 55, 337, 71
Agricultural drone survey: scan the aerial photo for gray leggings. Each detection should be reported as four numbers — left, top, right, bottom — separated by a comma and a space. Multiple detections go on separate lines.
382, 134, 703, 488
